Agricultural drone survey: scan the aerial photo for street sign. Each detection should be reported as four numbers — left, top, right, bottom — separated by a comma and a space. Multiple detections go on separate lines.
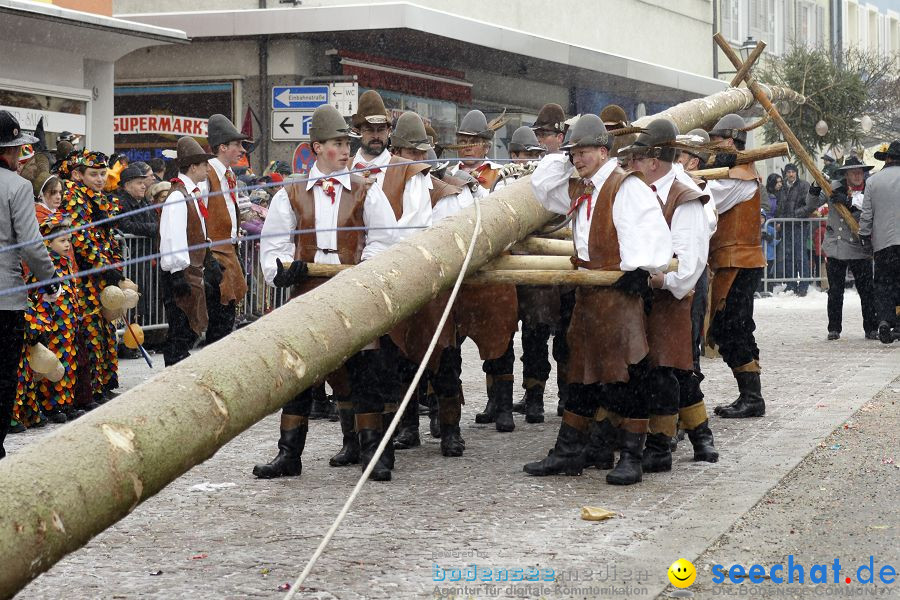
272, 86, 329, 110
271, 110, 313, 141
329, 82, 359, 117
292, 142, 315, 175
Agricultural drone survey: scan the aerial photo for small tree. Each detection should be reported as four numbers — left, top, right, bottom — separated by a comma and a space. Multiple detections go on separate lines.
757, 45, 899, 153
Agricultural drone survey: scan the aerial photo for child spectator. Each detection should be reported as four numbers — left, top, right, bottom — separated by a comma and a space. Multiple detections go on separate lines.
13, 215, 84, 429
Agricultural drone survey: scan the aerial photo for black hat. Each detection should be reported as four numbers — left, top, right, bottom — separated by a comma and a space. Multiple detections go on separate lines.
0, 110, 39, 148
874, 140, 900, 161
120, 162, 152, 183
835, 156, 874, 172
783, 162, 798, 173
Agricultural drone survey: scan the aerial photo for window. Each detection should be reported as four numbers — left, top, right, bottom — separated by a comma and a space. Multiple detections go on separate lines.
721, 0, 742, 42
749, 0, 776, 47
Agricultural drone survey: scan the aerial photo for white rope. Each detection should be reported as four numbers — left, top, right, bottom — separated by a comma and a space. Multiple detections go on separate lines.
282, 193, 484, 600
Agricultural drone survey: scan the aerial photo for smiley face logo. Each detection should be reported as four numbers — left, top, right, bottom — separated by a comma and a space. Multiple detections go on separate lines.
668, 558, 697, 588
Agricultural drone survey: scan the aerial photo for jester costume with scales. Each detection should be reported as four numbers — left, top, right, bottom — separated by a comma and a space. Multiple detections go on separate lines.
14, 214, 83, 424
60, 150, 123, 402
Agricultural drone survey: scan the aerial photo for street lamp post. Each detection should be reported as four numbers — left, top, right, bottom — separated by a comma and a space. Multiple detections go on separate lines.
739, 36, 757, 62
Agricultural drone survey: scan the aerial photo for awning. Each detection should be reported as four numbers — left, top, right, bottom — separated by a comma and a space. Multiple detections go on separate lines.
121, 3, 726, 98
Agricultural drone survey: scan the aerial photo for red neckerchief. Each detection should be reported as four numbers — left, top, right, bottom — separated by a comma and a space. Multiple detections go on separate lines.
224, 169, 239, 210
192, 187, 209, 219
353, 162, 381, 175
316, 178, 341, 204
567, 179, 595, 216
472, 163, 490, 185
848, 184, 864, 192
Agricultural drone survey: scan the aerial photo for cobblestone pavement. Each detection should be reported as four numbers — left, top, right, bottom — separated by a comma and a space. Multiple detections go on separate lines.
10, 289, 899, 600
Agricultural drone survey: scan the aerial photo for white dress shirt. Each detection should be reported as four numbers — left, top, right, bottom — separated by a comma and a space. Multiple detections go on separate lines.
531, 153, 672, 272
361, 169, 432, 261
351, 148, 392, 187
652, 168, 711, 299
673, 162, 718, 236
207, 157, 239, 241
259, 165, 355, 285
432, 184, 475, 223
159, 173, 207, 273
707, 176, 759, 215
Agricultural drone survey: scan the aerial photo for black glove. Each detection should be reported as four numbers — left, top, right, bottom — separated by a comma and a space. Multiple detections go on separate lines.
170, 270, 192, 299
830, 190, 852, 209
272, 258, 309, 288
808, 183, 822, 198
103, 269, 125, 286
613, 268, 650, 296
712, 153, 737, 169
43, 282, 60, 296
25, 328, 49, 347
203, 254, 223, 286
859, 234, 871, 250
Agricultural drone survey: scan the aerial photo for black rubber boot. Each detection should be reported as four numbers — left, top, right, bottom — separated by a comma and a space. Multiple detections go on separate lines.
524, 382, 545, 424
716, 372, 765, 418
474, 375, 497, 424
381, 412, 397, 470
393, 400, 421, 450
308, 386, 332, 420
493, 376, 515, 433
686, 420, 719, 462
523, 416, 588, 476
878, 321, 895, 344
641, 432, 673, 473
252, 426, 307, 479
582, 418, 616, 469
438, 396, 465, 457
357, 410, 392, 481
429, 401, 441, 438
329, 405, 359, 467
606, 430, 646, 485
556, 365, 569, 417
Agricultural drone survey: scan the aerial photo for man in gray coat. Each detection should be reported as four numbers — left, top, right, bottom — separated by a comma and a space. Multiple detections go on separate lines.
860, 141, 900, 344
0, 110, 58, 458
776, 163, 814, 295
809, 157, 878, 340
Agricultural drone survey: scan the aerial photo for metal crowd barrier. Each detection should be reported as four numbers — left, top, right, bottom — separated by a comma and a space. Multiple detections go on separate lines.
119, 234, 291, 336
760, 217, 827, 292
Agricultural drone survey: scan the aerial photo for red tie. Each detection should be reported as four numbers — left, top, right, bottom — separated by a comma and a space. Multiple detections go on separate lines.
193, 187, 209, 219
568, 180, 594, 216
354, 162, 381, 175
316, 178, 341, 204
650, 184, 657, 192
224, 169, 239, 207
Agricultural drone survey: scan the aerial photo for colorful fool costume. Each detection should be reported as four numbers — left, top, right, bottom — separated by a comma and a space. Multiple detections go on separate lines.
15, 214, 83, 425
59, 150, 123, 403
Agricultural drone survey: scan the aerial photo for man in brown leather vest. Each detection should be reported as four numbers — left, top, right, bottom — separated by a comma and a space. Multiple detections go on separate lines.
252, 105, 394, 481
158, 137, 215, 366
528, 114, 673, 486
619, 119, 718, 472
204, 114, 250, 345
451, 109, 519, 433
386, 113, 469, 457
706, 114, 769, 419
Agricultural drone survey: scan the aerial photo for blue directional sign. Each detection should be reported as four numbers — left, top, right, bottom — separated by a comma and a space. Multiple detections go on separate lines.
272, 86, 329, 110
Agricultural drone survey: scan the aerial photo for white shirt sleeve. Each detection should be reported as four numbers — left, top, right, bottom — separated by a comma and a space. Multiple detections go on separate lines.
663, 200, 710, 299
398, 172, 433, 233
612, 177, 673, 272
707, 179, 758, 214
531, 154, 575, 216
159, 190, 190, 273
361, 184, 393, 261
260, 188, 297, 285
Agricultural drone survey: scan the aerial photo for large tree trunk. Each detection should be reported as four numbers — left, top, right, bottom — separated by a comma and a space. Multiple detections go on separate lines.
0, 84, 803, 599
